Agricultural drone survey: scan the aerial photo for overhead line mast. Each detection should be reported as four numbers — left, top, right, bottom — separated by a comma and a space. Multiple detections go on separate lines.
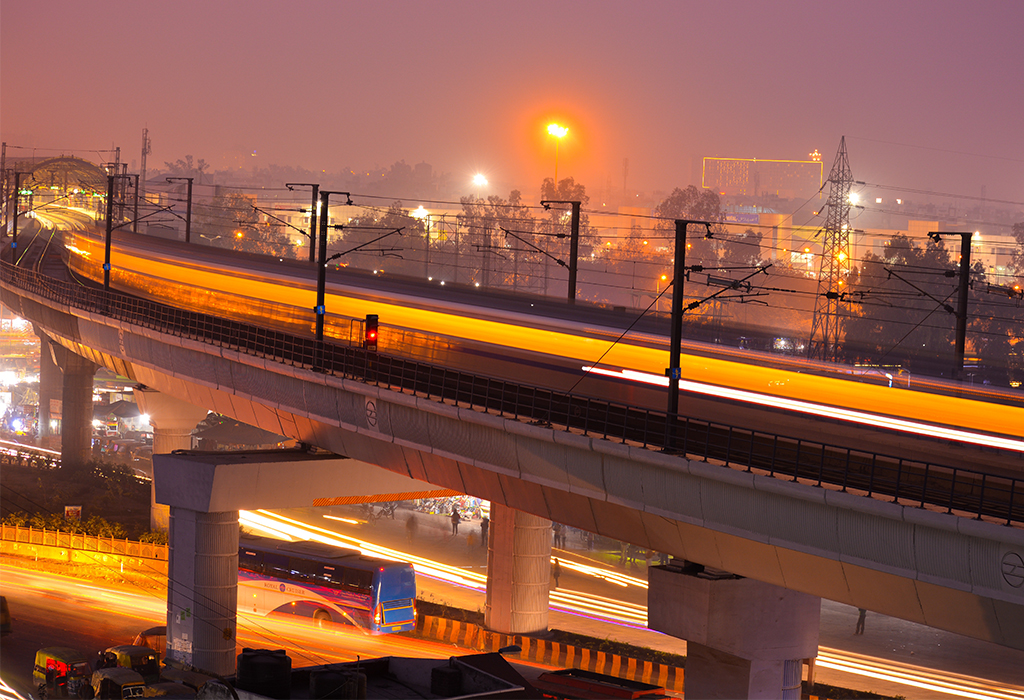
807, 136, 854, 362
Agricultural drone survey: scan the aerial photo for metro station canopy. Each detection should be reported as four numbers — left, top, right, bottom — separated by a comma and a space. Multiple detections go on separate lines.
14, 156, 108, 194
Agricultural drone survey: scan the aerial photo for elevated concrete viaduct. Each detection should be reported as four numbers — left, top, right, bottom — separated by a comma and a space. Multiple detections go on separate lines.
4, 272, 1023, 696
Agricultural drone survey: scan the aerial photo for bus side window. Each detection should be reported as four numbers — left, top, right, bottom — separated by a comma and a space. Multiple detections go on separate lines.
289, 557, 318, 581
239, 549, 264, 573
317, 564, 338, 584
343, 567, 373, 593
263, 552, 291, 579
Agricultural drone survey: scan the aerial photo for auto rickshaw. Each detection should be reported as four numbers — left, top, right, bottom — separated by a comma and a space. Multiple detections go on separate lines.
32, 646, 93, 698
91, 667, 146, 699
99, 645, 160, 684
131, 626, 166, 659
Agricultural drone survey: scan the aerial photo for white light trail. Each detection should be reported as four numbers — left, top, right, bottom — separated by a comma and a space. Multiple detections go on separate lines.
239, 511, 650, 626
815, 649, 1024, 700
584, 366, 1024, 452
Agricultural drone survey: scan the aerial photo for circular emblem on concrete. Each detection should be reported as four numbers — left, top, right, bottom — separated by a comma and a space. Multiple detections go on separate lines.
1002, 552, 1024, 588
365, 399, 378, 428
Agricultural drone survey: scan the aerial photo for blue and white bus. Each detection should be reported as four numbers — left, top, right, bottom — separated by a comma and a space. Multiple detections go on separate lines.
238, 536, 417, 633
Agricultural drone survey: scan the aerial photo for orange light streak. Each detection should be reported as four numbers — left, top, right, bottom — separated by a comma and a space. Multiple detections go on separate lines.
63, 232, 1024, 442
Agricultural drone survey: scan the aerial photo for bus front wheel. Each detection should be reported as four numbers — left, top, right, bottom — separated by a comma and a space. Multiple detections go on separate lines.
313, 609, 331, 628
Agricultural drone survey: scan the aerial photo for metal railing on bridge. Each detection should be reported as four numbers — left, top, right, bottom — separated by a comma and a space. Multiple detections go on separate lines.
2, 260, 1020, 527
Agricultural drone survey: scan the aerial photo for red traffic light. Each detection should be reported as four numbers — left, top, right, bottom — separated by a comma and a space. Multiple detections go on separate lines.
365, 314, 379, 350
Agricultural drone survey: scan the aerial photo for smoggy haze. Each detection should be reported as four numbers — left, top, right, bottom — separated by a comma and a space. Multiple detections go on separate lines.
2, 0, 1021, 201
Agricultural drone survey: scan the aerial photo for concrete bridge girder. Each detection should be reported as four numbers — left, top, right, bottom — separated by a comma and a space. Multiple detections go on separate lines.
11, 288, 1024, 651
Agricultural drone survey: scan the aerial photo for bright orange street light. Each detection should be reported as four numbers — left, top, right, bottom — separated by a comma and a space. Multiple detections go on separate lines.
547, 123, 568, 184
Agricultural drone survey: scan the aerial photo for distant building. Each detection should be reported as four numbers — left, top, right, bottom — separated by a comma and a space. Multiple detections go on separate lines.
703, 157, 823, 199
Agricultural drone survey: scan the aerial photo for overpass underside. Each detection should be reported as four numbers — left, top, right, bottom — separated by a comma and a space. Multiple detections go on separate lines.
3, 280, 1023, 652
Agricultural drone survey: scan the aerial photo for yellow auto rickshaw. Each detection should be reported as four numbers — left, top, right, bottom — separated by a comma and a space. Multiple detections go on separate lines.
32, 646, 93, 698
100, 645, 160, 685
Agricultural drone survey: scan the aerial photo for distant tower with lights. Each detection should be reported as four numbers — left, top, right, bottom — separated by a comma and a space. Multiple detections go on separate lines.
139, 128, 152, 200
807, 136, 854, 362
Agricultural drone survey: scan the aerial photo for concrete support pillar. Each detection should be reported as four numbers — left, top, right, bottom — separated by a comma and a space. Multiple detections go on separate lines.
50, 345, 96, 470
34, 328, 60, 448
648, 564, 820, 700
166, 506, 239, 677
135, 388, 208, 531
484, 503, 551, 635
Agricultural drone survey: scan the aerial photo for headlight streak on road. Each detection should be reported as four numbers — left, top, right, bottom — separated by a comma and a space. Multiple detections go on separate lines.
242, 511, 650, 626
815, 650, 1024, 700
1, 677, 31, 700
555, 555, 648, 589
255, 511, 1024, 699
323, 514, 361, 525
0, 438, 61, 456
585, 366, 1024, 452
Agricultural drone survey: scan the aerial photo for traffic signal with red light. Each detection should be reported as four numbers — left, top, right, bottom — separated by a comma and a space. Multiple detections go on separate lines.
365, 314, 379, 350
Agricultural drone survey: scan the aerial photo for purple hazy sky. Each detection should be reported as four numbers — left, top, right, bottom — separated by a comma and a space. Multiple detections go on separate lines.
2, 0, 1022, 201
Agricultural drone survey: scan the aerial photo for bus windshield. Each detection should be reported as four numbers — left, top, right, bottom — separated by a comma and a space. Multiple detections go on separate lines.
238, 536, 417, 633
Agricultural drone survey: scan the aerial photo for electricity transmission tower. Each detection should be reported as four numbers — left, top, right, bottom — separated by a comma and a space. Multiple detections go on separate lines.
807, 136, 854, 362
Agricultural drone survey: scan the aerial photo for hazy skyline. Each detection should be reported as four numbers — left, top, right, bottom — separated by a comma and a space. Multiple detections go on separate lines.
2, 0, 1022, 203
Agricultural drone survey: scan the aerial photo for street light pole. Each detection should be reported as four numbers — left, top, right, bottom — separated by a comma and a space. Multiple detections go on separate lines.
166, 177, 193, 243
541, 199, 581, 303
315, 191, 352, 342
286, 182, 319, 263
547, 123, 568, 185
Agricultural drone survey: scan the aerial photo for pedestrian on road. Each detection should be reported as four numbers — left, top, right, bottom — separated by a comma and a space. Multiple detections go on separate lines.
450, 507, 461, 535
855, 608, 867, 635
406, 514, 418, 543
552, 558, 561, 588
479, 517, 489, 547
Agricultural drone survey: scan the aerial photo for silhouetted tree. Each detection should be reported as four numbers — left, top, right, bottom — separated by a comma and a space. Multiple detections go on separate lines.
342, 201, 424, 277
460, 190, 538, 290
843, 233, 956, 374
163, 155, 210, 182
653, 186, 722, 267
720, 228, 763, 267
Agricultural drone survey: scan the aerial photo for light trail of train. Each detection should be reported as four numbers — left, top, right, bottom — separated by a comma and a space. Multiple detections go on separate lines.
586, 367, 1024, 452
61, 228, 1024, 446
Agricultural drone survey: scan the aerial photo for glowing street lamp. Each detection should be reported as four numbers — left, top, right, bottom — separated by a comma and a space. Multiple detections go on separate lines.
547, 123, 568, 184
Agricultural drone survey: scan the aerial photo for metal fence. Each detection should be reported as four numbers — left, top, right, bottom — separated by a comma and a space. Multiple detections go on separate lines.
0, 524, 168, 560
2, 260, 1020, 526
